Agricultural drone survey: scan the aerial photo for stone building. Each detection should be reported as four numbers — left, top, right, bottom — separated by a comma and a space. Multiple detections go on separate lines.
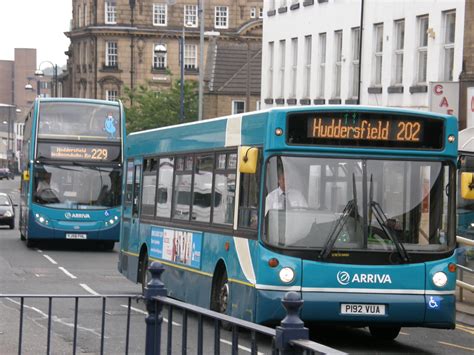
66, 0, 263, 119
459, 1, 474, 129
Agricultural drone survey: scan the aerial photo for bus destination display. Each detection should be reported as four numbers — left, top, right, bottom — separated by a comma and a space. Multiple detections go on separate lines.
287, 111, 444, 149
37, 143, 121, 162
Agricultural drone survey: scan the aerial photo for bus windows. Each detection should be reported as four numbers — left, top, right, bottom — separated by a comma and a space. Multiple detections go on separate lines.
239, 151, 261, 229
156, 157, 174, 218
214, 153, 236, 225
193, 154, 214, 223
142, 158, 158, 217
173, 156, 193, 221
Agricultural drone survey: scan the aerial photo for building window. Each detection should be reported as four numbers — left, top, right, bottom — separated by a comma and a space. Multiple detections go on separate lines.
256, 100, 261, 110
373, 23, 383, 86
270, 0, 276, 11
290, 38, 298, 98
250, 7, 256, 18
106, 90, 118, 101
78, 5, 82, 27
153, 3, 167, 26
443, 11, 456, 81
318, 33, 326, 98
416, 15, 429, 84
304, 35, 312, 98
232, 100, 246, 114
215, 6, 229, 29
259, 8, 263, 18
268, 42, 274, 98
105, 1, 117, 24
334, 30, 343, 98
393, 19, 405, 85
184, 44, 197, 69
184, 5, 198, 27
84, 4, 88, 26
153, 43, 167, 69
350, 27, 360, 98
279, 40, 286, 98
106, 41, 118, 67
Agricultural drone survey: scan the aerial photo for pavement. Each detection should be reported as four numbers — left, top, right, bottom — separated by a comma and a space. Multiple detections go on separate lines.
456, 259, 474, 326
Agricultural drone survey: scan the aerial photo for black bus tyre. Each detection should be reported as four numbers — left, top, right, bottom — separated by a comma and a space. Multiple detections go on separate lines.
102, 241, 115, 251
9, 222, 14, 230
20, 232, 25, 241
26, 239, 36, 249
139, 251, 149, 294
211, 269, 231, 330
369, 326, 401, 340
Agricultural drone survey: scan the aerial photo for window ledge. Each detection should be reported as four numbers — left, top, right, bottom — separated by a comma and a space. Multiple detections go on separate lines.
303, 0, 314, 6
300, 98, 311, 105
264, 98, 274, 104
287, 98, 297, 105
267, 9, 277, 17
345, 99, 358, 104
185, 68, 199, 75
388, 86, 404, 94
368, 86, 383, 94
409, 85, 428, 94
275, 98, 285, 105
318, 0, 329, 3
328, 98, 342, 104
100, 66, 121, 73
313, 98, 326, 105
278, 6, 288, 14
290, 3, 300, 11
151, 68, 169, 74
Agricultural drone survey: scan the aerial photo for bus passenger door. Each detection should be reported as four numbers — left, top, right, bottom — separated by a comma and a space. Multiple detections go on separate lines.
130, 162, 142, 250
121, 160, 135, 254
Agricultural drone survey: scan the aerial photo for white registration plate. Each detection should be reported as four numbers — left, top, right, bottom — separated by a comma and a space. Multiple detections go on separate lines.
341, 304, 386, 315
66, 233, 87, 240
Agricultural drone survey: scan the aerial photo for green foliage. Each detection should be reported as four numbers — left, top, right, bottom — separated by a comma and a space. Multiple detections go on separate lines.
122, 80, 198, 133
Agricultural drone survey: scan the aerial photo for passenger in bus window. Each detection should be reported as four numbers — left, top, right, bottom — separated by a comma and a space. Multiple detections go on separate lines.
265, 164, 307, 215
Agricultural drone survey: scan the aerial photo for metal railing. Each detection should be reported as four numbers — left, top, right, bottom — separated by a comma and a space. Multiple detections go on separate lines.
456, 235, 474, 302
144, 261, 346, 355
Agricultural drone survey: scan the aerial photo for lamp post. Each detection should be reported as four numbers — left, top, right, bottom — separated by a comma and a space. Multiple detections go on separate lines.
24, 78, 41, 97
34, 61, 58, 97
198, 0, 204, 121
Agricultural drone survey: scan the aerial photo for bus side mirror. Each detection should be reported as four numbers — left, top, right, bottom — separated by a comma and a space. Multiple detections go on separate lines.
239, 146, 258, 174
22, 170, 30, 181
461, 172, 474, 199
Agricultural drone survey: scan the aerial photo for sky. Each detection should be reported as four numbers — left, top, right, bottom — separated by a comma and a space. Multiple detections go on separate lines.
0, 0, 72, 68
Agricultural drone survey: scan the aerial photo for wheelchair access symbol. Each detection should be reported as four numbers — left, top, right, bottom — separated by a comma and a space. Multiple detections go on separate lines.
428, 296, 441, 310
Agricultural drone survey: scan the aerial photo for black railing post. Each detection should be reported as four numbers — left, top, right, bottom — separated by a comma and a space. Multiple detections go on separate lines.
145, 262, 167, 355
275, 292, 309, 355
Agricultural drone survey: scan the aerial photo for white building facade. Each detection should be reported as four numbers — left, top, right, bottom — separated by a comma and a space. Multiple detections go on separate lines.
261, 0, 465, 111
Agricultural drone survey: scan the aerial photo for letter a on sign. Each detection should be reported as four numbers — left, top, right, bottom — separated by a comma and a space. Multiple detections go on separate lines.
440, 97, 449, 108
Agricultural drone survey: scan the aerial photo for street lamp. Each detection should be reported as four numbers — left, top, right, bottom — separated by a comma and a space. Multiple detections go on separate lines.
178, 22, 193, 123
34, 61, 58, 97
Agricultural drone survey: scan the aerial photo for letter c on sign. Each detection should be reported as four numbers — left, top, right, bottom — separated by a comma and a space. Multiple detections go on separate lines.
434, 84, 443, 95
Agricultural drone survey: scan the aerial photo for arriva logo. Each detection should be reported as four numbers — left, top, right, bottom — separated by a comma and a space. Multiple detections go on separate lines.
64, 212, 91, 219
336, 271, 392, 285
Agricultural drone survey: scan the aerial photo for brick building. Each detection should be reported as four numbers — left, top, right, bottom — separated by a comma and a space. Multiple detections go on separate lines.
66, 0, 263, 119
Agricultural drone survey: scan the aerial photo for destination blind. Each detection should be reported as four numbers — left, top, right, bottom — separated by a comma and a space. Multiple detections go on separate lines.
287, 111, 444, 149
37, 142, 121, 162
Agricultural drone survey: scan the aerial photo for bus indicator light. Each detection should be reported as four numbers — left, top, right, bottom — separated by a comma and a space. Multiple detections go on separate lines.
224, 242, 230, 251
448, 263, 456, 273
268, 258, 279, 268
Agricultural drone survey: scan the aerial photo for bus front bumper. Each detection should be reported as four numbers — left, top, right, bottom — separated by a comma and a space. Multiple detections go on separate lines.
255, 289, 455, 328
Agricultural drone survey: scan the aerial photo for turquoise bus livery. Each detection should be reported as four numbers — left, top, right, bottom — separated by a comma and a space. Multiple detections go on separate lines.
20, 98, 125, 249
119, 106, 458, 340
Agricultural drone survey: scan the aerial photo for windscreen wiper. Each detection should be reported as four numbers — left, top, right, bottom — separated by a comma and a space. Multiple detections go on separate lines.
369, 176, 409, 263
319, 174, 358, 260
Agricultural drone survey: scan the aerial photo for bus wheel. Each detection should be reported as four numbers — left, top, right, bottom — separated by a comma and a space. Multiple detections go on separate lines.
103, 241, 115, 251
139, 252, 149, 293
211, 269, 231, 330
369, 326, 401, 340
20, 232, 25, 241
26, 239, 36, 249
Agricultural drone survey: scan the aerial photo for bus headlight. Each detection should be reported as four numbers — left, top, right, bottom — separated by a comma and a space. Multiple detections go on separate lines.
432, 272, 447, 287
279, 267, 295, 283
34, 213, 49, 225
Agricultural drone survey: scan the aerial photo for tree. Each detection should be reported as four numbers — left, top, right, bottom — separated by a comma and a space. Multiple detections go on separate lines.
122, 80, 198, 133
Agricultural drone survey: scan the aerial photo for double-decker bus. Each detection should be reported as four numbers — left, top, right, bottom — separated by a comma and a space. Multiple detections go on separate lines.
19, 98, 125, 249
119, 106, 459, 339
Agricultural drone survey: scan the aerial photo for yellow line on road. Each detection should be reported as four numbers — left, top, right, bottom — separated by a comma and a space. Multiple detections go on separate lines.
456, 323, 474, 335
438, 341, 474, 352
399, 331, 409, 336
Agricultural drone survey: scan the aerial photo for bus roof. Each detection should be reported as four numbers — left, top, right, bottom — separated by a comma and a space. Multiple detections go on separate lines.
36, 97, 121, 106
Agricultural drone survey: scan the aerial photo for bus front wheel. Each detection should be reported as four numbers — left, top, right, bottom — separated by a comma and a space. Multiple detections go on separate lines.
369, 326, 401, 340
139, 251, 149, 294
211, 268, 231, 329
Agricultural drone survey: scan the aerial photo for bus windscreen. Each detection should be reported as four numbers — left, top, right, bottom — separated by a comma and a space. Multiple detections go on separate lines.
287, 111, 444, 149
